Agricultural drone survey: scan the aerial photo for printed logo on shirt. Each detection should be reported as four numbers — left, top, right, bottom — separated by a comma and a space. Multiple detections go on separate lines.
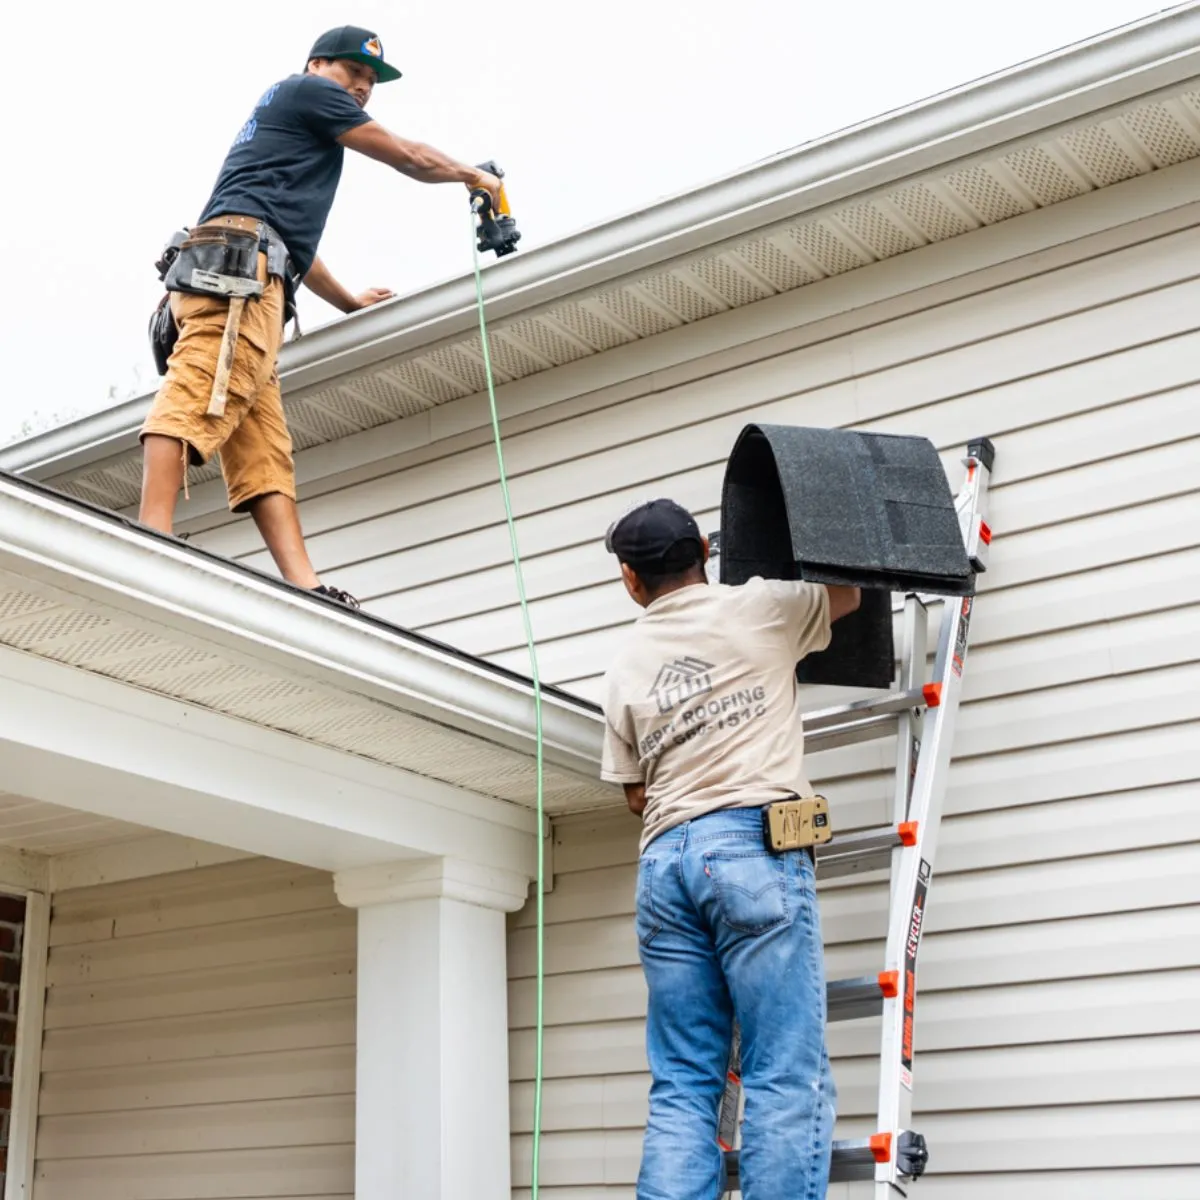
231, 84, 279, 149
232, 118, 258, 147
648, 657, 714, 715
362, 37, 383, 58
638, 683, 768, 760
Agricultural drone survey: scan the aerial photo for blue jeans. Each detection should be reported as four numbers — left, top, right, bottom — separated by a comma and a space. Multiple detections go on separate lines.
635, 807, 835, 1200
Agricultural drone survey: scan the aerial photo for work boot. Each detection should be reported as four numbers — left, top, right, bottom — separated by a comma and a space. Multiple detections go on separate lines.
311, 583, 361, 610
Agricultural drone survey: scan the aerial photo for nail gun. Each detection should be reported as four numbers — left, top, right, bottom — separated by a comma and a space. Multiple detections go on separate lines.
471, 160, 521, 257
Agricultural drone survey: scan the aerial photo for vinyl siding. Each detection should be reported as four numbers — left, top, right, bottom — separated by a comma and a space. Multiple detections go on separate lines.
33, 858, 356, 1200
195, 171, 1200, 1195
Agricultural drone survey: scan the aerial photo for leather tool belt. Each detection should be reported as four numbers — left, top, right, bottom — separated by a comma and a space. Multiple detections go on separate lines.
148, 216, 300, 376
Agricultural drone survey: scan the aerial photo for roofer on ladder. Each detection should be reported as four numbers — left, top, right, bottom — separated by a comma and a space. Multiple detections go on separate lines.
601, 499, 861, 1200
139, 25, 502, 607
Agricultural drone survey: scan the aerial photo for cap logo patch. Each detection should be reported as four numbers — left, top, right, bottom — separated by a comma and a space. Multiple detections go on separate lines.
361, 37, 383, 58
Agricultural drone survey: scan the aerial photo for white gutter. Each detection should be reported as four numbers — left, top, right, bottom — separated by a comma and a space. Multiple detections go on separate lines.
7, 4, 1200, 480
0, 474, 604, 779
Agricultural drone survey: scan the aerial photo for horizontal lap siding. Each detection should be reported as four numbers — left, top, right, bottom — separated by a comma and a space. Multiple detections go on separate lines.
193, 182, 1200, 1197
33, 859, 355, 1200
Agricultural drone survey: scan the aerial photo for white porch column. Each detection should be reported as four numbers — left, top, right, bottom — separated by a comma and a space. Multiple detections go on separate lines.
334, 858, 531, 1200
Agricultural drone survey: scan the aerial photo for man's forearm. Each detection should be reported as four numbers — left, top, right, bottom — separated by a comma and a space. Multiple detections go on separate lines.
303, 256, 358, 314
338, 122, 482, 186
384, 135, 478, 183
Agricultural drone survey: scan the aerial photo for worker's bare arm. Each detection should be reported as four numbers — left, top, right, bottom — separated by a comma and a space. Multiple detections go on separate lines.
336, 122, 501, 205
826, 585, 862, 623
623, 783, 647, 817
303, 255, 393, 314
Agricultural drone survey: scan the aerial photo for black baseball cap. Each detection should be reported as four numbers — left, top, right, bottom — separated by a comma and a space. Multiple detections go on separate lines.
308, 26, 402, 83
605, 499, 704, 571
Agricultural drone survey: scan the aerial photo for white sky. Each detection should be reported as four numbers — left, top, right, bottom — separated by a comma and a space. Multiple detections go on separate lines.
0, 0, 1172, 446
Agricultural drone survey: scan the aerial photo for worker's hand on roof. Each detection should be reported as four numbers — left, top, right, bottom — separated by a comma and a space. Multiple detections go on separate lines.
353, 287, 395, 311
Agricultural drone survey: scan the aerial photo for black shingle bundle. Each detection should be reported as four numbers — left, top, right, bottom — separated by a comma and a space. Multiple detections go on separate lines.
718, 424, 978, 689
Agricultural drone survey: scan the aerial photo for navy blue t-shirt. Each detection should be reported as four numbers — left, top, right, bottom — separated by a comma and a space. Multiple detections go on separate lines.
198, 74, 372, 278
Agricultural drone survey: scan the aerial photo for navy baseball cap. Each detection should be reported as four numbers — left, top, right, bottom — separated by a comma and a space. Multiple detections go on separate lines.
309, 26, 402, 82
605, 499, 704, 571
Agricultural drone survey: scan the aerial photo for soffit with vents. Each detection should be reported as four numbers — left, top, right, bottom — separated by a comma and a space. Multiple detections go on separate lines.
0, 558, 610, 817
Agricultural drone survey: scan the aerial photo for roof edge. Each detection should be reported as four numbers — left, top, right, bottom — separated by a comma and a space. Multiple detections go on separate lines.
0, 473, 605, 778
8, 4, 1200, 478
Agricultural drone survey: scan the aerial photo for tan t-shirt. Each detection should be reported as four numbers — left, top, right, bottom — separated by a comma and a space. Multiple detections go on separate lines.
601, 577, 832, 852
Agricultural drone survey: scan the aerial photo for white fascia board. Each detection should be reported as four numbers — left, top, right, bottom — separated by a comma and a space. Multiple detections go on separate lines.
0, 476, 604, 781
7, 5, 1200, 478
0, 643, 539, 879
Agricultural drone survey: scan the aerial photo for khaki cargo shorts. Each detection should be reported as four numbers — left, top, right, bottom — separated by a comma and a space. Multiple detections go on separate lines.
141, 215, 294, 513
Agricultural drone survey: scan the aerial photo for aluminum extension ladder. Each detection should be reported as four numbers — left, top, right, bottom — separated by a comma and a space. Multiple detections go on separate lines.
717, 437, 995, 1197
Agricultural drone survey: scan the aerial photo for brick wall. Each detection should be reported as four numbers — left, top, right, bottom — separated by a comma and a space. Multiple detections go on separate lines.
0, 894, 27, 1194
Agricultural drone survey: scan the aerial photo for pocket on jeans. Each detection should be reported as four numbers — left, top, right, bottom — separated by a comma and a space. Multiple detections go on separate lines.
706, 851, 789, 935
635, 856, 663, 948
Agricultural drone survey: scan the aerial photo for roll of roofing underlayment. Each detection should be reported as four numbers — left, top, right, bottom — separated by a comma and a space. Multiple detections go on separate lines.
718, 425, 976, 690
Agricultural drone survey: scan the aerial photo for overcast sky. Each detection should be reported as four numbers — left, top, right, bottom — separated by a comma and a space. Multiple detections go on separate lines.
0, 0, 1172, 446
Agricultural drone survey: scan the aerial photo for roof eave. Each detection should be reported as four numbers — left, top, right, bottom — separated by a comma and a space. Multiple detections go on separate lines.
0, 473, 604, 778
7, 4, 1200, 478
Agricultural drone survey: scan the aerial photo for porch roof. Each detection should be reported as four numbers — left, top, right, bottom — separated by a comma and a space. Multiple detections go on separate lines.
0, 469, 609, 822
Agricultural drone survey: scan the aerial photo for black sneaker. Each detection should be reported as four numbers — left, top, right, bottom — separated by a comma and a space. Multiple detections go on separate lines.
312, 584, 361, 610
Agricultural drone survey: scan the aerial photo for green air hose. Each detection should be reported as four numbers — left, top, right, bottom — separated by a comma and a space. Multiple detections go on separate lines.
471, 216, 546, 1198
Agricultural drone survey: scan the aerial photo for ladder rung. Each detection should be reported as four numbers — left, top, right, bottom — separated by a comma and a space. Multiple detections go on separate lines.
816, 823, 910, 879
724, 1138, 879, 1187
803, 687, 928, 753
805, 712, 897, 753
827, 973, 896, 1022
804, 686, 928, 733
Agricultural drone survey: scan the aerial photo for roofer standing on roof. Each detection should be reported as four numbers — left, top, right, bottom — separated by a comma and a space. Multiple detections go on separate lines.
600, 499, 861, 1200
139, 26, 502, 607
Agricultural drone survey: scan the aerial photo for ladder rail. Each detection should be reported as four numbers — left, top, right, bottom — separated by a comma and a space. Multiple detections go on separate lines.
873, 443, 993, 1197
871, 591, 966, 1192
893, 596, 928, 832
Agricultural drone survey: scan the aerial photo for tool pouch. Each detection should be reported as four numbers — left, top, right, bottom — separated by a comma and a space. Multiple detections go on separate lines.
281, 265, 301, 337
148, 223, 295, 372
147, 230, 187, 375
155, 229, 187, 282
261, 233, 301, 335
163, 225, 264, 300
148, 293, 178, 376
761, 795, 832, 854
